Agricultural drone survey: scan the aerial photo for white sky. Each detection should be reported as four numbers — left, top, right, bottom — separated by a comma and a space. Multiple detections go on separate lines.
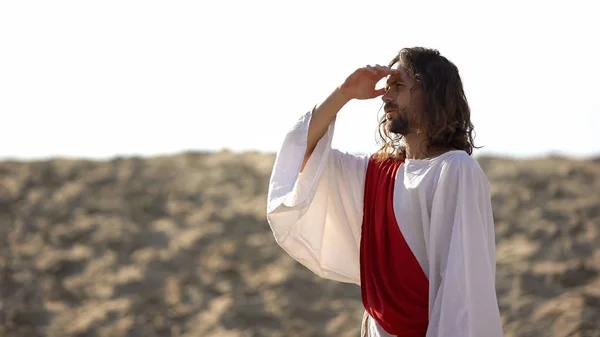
1, 0, 598, 160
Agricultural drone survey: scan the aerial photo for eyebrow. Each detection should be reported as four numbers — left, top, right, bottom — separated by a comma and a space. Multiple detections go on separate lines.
386, 75, 404, 87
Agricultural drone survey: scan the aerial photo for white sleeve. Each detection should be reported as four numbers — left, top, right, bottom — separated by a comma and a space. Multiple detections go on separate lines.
426, 157, 504, 337
266, 108, 369, 285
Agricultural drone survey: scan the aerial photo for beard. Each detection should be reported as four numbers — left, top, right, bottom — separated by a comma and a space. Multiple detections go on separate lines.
385, 106, 411, 136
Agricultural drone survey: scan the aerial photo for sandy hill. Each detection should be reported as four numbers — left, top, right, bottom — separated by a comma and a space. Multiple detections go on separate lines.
0, 151, 599, 337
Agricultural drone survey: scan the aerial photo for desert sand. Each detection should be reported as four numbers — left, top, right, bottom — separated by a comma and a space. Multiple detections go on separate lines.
1, 150, 599, 337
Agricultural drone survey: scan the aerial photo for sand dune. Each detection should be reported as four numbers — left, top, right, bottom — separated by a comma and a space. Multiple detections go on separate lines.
0, 150, 599, 336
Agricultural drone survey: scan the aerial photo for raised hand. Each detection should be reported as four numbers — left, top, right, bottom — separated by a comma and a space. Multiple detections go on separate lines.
339, 65, 400, 100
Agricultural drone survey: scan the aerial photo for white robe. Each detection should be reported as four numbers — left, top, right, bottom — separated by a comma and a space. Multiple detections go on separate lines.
266, 108, 504, 337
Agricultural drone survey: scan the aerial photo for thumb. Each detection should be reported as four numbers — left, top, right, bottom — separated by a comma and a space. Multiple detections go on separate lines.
373, 87, 387, 97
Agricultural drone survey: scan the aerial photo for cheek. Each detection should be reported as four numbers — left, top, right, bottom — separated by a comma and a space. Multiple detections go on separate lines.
396, 91, 412, 105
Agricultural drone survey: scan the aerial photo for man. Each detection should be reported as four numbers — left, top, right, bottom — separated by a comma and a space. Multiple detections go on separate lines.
266, 47, 503, 337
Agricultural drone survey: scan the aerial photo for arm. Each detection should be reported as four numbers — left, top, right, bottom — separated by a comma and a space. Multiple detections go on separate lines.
267, 107, 369, 284
427, 157, 504, 337
302, 88, 349, 171
267, 65, 399, 284
301, 65, 399, 172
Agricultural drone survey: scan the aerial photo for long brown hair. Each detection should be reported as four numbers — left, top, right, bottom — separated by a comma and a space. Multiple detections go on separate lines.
374, 47, 480, 161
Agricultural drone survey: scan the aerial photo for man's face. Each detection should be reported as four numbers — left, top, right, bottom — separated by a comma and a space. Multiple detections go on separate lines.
382, 64, 420, 136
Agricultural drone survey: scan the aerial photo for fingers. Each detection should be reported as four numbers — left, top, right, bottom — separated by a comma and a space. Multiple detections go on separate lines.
364, 64, 400, 77
383, 65, 401, 75
365, 65, 378, 75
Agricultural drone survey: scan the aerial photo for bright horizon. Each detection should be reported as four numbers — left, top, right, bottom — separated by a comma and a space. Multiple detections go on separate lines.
1, 1, 598, 161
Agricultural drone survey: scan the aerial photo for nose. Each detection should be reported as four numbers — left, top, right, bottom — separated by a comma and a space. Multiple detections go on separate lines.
382, 89, 394, 103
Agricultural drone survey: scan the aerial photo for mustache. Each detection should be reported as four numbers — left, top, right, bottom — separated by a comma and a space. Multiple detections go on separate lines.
384, 103, 398, 111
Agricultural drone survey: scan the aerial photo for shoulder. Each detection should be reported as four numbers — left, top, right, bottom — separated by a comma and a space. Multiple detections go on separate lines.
439, 150, 481, 170
368, 153, 404, 169
436, 151, 490, 187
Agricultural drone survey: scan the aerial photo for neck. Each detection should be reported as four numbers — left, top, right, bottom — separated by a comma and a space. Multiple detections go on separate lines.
404, 133, 452, 160
404, 133, 429, 159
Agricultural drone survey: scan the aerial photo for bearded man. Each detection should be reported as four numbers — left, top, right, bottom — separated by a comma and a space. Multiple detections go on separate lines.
266, 47, 504, 337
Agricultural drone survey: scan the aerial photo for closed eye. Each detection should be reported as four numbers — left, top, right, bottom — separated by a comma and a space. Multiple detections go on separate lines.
385, 82, 404, 91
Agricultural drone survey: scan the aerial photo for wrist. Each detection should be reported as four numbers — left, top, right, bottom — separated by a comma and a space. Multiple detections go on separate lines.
333, 86, 353, 104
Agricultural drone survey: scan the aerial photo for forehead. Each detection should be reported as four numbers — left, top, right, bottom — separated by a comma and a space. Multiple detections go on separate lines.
387, 63, 412, 83
391, 62, 405, 71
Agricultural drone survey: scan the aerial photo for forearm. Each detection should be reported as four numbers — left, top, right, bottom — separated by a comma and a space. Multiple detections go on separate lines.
302, 87, 351, 171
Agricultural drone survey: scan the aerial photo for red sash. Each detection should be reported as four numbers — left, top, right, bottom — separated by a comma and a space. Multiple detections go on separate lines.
360, 157, 429, 336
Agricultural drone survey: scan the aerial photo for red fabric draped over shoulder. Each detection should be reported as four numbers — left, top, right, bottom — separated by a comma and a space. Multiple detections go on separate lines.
360, 157, 429, 336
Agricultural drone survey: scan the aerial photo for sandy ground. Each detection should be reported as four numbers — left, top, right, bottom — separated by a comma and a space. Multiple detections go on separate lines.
0, 150, 599, 337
